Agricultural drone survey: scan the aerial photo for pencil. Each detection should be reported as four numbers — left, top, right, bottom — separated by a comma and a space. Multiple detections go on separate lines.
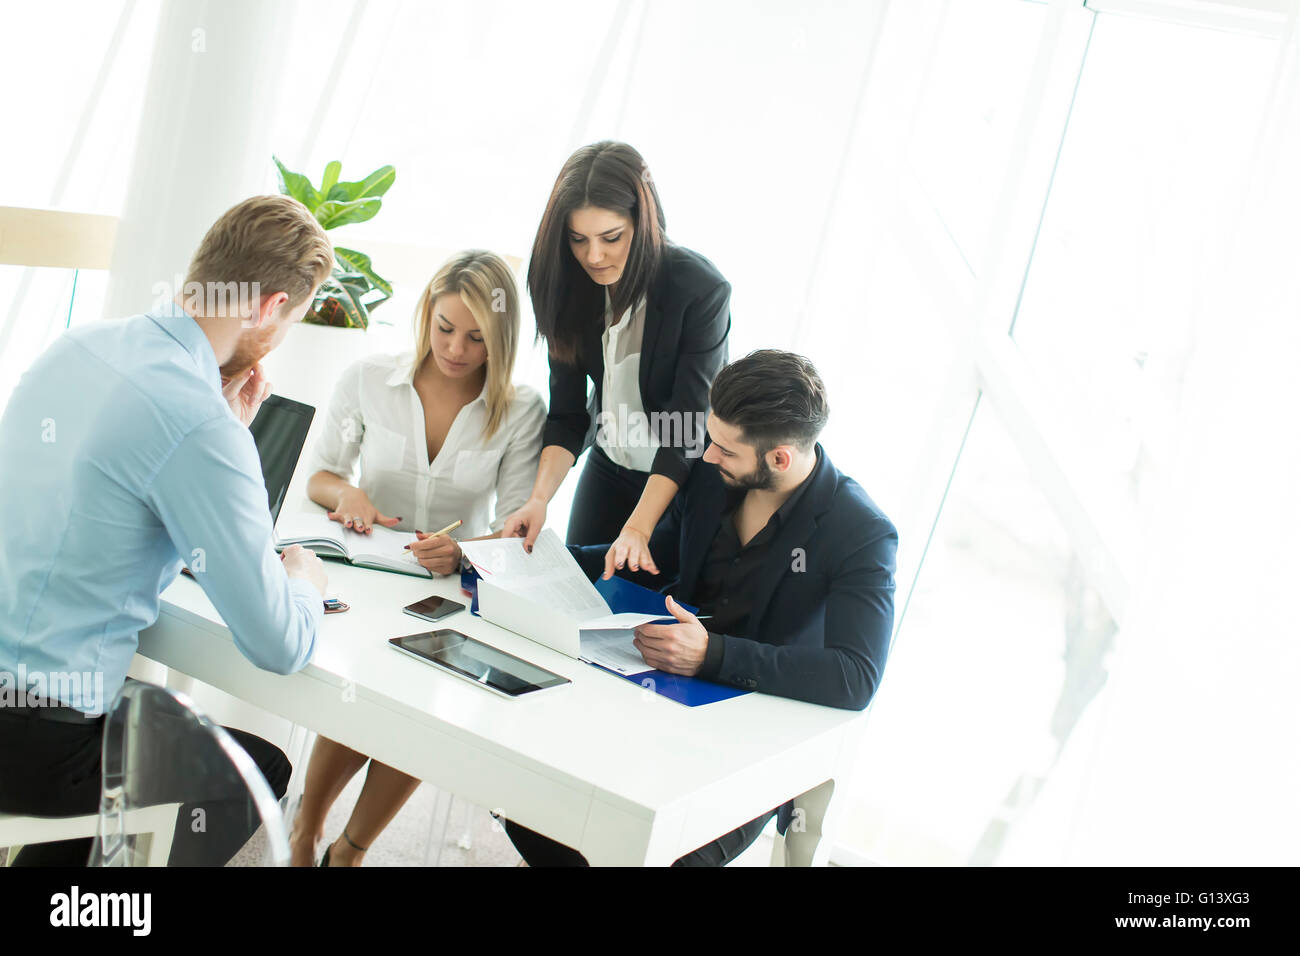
403, 519, 463, 550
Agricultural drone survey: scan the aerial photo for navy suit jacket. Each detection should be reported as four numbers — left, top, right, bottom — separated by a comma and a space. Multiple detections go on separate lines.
572, 443, 897, 711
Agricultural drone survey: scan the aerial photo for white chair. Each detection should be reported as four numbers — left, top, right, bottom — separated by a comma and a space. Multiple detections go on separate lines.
1, 811, 98, 867
0, 805, 178, 867
90, 681, 290, 866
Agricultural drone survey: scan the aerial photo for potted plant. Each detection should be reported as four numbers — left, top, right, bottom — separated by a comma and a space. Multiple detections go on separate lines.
273, 154, 396, 328
261, 156, 397, 408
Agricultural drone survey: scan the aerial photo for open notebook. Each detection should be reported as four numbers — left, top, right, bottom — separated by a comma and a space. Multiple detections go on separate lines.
274, 513, 431, 578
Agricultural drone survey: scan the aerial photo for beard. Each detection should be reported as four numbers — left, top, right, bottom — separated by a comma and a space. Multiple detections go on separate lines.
716, 454, 777, 491
218, 322, 279, 383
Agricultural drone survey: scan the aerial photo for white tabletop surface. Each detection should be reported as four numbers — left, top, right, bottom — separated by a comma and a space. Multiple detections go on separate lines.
152, 556, 859, 813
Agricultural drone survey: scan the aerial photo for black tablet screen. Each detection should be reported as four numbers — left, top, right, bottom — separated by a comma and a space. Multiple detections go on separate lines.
392, 630, 569, 696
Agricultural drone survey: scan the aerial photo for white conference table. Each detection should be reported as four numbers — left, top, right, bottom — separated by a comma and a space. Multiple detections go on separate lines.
137, 559, 865, 866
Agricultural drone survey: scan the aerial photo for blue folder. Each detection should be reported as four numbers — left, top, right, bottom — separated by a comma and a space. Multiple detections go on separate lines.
593, 574, 685, 620
591, 576, 750, 707
460, 566, 482, 616
460, 566, 748, 707
585, 662, 749, 706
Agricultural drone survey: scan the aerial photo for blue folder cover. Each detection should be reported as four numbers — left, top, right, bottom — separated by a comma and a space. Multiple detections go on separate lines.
587, 663, 750, 707
592, 576, 750, 707
460, 566, 481, 616
594, 574, 687, 620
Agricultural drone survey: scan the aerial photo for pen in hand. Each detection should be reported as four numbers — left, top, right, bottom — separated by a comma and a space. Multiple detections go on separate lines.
403, 518, 463, 549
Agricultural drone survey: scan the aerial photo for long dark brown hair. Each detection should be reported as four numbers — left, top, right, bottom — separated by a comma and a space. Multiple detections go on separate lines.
527, 141, 667, 364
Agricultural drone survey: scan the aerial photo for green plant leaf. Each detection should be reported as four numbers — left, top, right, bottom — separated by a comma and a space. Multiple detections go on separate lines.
326, 164, 395, 203
335, 275, 372, 328
273, 155, 319, 210
336, 269, 388, 316
285, 155, 396, 329
335, 246, 394, 302
310, 275, 367, 329
319, 160, 341, 196
314, 197, 382, 230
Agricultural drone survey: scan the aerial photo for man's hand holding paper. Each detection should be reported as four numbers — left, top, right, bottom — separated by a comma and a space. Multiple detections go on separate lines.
632, 595, 708, 676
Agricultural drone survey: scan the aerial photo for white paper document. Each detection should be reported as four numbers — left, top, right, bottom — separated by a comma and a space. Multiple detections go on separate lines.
578, 629, 655, 677
460, 529, 670, 671
460, 530, 668, 629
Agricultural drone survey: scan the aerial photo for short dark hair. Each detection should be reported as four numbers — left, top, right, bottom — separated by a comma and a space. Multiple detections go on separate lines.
527, 141, 668, 364
709, 350, 829, 454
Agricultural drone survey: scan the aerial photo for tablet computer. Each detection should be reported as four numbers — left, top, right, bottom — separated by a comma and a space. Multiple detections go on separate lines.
389, 629, 570, 699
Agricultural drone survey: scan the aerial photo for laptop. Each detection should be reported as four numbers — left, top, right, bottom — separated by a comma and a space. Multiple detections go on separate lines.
248, 394, 316, 524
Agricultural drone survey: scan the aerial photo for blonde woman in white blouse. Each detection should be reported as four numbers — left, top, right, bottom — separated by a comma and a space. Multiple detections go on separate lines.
289, 250, 545, 867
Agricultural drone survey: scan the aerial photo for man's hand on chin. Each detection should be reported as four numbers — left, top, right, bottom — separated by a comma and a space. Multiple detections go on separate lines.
222, 363, 272, 427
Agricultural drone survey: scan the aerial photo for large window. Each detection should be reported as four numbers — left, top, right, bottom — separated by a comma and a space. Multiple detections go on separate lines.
906, 0, 1049, 276
833, 0, 1292, 865
845, 396, 1116, 864
1010, 11, 1277, 566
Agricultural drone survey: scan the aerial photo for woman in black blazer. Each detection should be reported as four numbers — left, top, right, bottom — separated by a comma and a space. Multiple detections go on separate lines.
502, 141, 731, 577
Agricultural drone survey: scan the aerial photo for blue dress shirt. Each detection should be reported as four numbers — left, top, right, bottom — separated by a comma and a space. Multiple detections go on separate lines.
0, 303, 321, 714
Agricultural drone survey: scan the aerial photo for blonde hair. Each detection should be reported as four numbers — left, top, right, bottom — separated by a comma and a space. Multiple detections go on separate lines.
185, 194, 333, 310
412, 250, 520, 439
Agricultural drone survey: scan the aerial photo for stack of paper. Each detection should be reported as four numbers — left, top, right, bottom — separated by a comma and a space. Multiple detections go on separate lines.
459, 529, 672, 675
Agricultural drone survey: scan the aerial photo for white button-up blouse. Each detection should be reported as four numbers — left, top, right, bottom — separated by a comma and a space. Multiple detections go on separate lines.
307, 353, 546, 537
595, 291, 658, 473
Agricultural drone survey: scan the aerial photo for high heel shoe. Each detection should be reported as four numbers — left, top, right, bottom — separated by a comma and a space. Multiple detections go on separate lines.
319, 829, 367, 867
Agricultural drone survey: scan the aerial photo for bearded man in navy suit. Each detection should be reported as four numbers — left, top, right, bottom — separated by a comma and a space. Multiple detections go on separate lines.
505, 349, 899, 866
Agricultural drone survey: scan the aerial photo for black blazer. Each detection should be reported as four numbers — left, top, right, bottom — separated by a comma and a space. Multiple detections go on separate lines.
542, 243, 731, 488
573, 444, 898, 711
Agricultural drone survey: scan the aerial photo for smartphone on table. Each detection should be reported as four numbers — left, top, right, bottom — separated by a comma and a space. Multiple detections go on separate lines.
403, 595, 466, 624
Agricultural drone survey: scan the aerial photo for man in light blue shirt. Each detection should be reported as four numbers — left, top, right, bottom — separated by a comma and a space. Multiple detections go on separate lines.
0, 194, 334, 865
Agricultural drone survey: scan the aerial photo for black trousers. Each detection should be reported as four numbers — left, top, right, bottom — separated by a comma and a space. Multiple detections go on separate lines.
0, 706, 290, 867
565, 445, 652, 547
503, 808, 778, 867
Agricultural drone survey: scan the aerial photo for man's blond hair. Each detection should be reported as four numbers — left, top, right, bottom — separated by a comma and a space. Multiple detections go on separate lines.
184, 195, 333, 313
